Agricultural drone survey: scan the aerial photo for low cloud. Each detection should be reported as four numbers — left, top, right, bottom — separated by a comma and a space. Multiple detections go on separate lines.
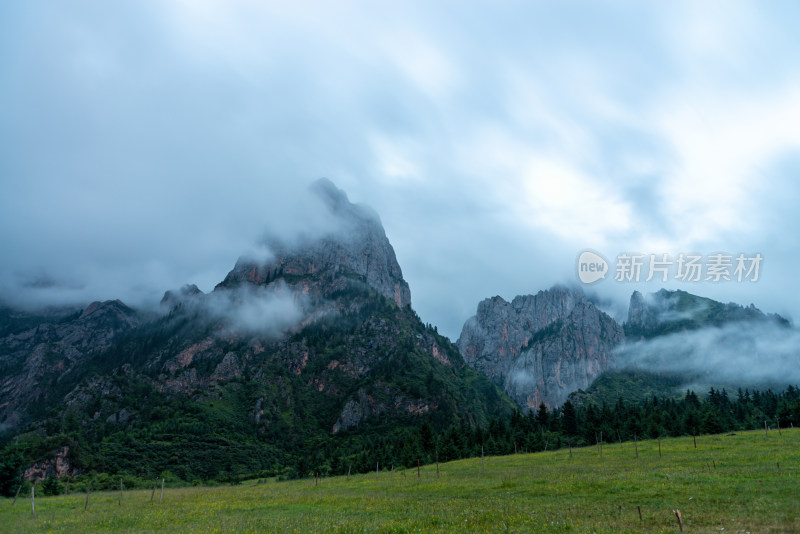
615, 321, 800, 388
643, 291, 711, 323
200, 282, 306, 338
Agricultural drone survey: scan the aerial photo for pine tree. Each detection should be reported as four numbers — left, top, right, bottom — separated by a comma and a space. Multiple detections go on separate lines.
536, 403, 549, 430
561, 400, 579, 436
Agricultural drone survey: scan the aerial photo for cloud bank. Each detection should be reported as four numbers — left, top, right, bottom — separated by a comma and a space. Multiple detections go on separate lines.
616, 321, 800, 388
1, 1, 800, 338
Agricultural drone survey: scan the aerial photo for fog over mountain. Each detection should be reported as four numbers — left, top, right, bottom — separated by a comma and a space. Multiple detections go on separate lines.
615, 321, 800, 388
2, 2, 800, 339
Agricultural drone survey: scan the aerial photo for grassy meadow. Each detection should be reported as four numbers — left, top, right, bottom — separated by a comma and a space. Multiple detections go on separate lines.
1, 429, 798, 533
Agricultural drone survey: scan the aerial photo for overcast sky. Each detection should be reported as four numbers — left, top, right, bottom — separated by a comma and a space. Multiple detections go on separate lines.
1, 1, 799, 339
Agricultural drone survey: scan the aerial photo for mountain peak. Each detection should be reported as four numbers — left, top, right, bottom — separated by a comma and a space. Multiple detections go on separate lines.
79, 299, 134, 320
310, 178, 381, 228
160, 284, 203, 309
309, 178, 349, 212
220, 180, 411, 308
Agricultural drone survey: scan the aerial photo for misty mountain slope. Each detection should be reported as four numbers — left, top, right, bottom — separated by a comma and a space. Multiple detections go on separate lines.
0, 300, 144, 430
580, 289, 799, 404
27, 279, 512, 481
456, 286, 624, 410
0, 179, 514, 482
625, 288, 790, 339
458, 285, 799, 412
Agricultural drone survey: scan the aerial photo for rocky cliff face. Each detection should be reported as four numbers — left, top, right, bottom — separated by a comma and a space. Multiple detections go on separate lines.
219, 178, 411, 309
457, 286, 623, 410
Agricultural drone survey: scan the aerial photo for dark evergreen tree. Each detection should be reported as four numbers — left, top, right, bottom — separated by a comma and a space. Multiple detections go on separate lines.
536, 403, 549, 430
561, 400, 579, 436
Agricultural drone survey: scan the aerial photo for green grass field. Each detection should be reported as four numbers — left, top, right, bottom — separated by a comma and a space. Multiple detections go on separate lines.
2, 429, 798, 533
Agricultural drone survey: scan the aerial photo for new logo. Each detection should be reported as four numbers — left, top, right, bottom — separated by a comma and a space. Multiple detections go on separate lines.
577, 250, 608, 284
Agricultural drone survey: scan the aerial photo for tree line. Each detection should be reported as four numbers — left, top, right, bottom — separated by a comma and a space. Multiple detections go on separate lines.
319, 385, 800, 478
2, 385, 798, 493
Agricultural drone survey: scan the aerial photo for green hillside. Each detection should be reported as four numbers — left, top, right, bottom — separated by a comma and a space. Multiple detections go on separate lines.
2, 429, 798, 533
0, 282, 515, 485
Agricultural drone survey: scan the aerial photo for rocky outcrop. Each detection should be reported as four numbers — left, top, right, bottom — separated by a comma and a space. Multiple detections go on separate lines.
23, 446, 80, 482
331, 385, 436, 434
218, 178, 411, 309
457, 286, 623, 410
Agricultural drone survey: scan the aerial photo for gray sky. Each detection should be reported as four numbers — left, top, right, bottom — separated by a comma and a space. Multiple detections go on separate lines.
2, 1, 800, 339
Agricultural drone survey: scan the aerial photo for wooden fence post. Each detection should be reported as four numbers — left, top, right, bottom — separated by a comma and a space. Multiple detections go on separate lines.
347, 465, 351, 481
30, 485, 34, 518
159, 478, 164, 503
119, 478, 123, 506
674, 509, 683, 532
84, 482, 91, 511
658, 439, 662, 458
12, 484, 21, 506
481, 446, 485, 474
151, 480, 156, 503
634, 434, 639, 458
436, 451, 439, 479
64, 478, 70, 495
376, 462, 379, 481
417, 459, 420, 481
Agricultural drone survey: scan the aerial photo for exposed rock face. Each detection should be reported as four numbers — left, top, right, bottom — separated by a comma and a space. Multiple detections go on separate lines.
23, 446, 80, 482
220, 178, 411, 309
627, 290, 656, 333
457, 286, 623, 410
